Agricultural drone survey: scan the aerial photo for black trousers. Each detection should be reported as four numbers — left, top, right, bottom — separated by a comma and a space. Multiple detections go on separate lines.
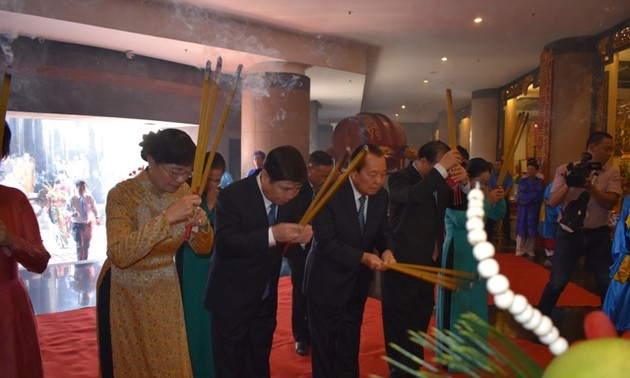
308, 289, 368, 378
381, 270, 434, 377
212, 298, 277, 378
285, 247, 310, 343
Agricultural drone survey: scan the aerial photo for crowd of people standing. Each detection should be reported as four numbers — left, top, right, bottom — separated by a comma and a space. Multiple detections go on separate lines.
4, 121, 630, 377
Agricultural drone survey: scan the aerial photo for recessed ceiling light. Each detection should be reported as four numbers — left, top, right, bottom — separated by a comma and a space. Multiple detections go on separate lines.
395, 113, 399, 117
474, 17, 483, 23
441, 57, 448, 62
423, 80, 429, 83
401, 105, 406, 109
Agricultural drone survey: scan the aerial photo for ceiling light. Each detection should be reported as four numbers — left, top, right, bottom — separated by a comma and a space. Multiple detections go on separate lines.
423, 80, 429, 83
395, 113, 399, 117
474, 17, 483, 23
441, 57, 448, 62
401, 105, 406, 109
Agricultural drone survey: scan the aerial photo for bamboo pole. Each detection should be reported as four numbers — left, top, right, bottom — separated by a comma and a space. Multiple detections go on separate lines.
0, 66, 12, 157
301, 146, 368, 225
499, 112, 524, 181
445, 89, 457, 149
505, 112, 529, 179
497, 112, 528, 185
199, 63, 243, 191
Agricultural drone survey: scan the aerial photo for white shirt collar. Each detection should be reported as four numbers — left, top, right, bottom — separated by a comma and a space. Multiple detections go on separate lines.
256, 172, 274, 210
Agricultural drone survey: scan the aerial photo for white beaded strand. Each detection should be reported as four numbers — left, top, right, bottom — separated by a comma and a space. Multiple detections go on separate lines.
465, 184, 568, 356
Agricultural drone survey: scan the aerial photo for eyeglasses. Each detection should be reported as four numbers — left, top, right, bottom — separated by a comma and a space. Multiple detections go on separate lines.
159, 164, 193, 181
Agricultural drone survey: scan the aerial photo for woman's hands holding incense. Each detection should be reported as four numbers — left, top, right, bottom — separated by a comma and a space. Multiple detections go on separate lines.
164, 194, 203, 225
487, 186, 505, 205
272, 223, 313, 244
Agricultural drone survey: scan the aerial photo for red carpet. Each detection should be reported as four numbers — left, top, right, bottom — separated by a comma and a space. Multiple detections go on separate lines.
490, 253, 600, 307
37, 255, 599, 377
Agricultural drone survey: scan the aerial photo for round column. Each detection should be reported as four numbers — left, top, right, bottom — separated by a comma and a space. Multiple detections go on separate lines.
544, 37, 598, 174
241, 62, 310, 177
470, 89, 500, 159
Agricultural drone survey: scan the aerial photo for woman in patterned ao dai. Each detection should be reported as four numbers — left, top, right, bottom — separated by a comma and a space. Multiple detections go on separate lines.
96, 128, 214, 377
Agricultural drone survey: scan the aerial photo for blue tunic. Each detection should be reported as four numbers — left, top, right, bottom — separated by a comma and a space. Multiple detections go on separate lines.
603, 195, 630, 331
516, 176, 544, 238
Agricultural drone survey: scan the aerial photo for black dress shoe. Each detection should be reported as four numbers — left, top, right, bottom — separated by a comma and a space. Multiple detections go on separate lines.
295, 341, 309, 356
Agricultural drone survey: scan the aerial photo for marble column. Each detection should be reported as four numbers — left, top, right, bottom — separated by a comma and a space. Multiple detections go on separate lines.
240, 62, 310, 177
543, 36, 598, 174
470, 89, 500, 160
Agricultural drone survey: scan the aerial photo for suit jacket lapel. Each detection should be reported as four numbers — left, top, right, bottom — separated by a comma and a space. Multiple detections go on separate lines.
342, 181, 365, 243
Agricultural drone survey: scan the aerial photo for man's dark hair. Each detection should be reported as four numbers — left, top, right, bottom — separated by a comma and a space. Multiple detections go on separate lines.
253, 150, 266, 160
351, 143, 383, 172
586, 131, 613, 148
263, 145, 306, 183
418, 140, 450, 164
75, 180, 87, 188
309, 150, 333, 167
526, 158, 540, 170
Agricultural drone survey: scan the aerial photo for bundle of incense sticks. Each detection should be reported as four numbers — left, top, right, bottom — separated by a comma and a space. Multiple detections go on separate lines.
497, 112, 529, 185
281, 146, 364, 256
387, 262, 476, 291
445, 88, 462, 205
300, 145, 367, 226
185, 58, 242, 239
0, 66, 12, 157
298, 146, 350, 226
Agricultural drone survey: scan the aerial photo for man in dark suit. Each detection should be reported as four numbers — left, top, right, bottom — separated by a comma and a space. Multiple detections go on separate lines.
285, 150, 333, 357
304, 144, 396, 378
382, 140, 469, 377
204, 145, 312, 378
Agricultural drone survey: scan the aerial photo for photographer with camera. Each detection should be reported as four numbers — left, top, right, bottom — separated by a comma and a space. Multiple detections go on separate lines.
537, 131, 621, 317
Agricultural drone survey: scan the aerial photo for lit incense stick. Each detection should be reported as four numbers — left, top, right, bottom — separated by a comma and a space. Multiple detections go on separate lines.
281, 147, 351, 256
387, 263, 466, 291
199, 64, 243, 190
445, 88, 462, 204
191, 61, 212, 192
301, 146, 368, 225
298, 146, 351, 226
445, 88, 457, 149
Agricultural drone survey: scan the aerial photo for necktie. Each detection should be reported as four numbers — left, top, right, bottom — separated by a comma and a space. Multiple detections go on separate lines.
79, 197, 88, 220
358, 195, 366, 235
262, 203, 277, 300
268, 203, 277, 226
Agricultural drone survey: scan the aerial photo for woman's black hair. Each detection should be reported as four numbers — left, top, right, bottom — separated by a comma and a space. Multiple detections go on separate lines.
466, 157, 492, 179
139, 128, 196, 165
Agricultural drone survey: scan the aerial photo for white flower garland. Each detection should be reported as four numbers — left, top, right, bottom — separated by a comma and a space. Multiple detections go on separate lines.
466, 184, 569, 356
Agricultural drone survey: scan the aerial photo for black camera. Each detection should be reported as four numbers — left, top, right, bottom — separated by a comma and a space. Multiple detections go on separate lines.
563, 152, 601, 188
